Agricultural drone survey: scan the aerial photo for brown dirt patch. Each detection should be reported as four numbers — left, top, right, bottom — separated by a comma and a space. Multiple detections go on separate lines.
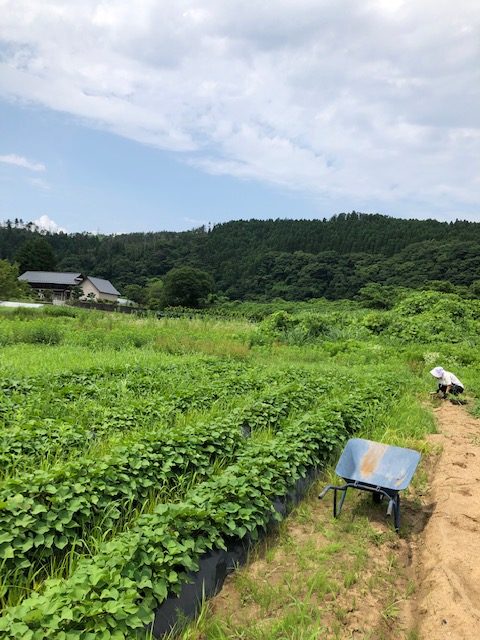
398, 403, 480, 639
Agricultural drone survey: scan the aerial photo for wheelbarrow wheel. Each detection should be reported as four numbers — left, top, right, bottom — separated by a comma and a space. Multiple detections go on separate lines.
372, 492, 383, 504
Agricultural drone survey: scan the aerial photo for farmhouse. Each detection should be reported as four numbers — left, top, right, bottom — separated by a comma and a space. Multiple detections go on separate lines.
19, 271, 120, 303
80, 276, 121, 303
18, 271, 84, 301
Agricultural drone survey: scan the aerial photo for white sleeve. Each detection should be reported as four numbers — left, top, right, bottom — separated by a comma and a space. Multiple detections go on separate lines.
442, 372, 453, 385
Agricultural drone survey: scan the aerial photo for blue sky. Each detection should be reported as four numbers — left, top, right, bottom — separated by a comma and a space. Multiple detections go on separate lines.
0, 100, 322, 233
1, 1, 479, 234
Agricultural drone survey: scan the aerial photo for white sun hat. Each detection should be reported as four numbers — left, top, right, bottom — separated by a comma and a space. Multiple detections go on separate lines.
430, 366, 444, 378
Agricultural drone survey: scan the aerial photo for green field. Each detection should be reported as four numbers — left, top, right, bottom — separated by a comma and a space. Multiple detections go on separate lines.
0, 293, 478, 638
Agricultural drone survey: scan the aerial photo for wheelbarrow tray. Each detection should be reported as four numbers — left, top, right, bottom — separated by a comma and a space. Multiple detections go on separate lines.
336, 438, 421, 490
319, 438, 421, 532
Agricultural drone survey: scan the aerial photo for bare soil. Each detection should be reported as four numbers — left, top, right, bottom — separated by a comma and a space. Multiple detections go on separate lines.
400, 402, 480, 639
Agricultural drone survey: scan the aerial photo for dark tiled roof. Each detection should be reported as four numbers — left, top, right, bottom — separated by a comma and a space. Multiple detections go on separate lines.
19, 271, 83, 286
86, 276, 120, 296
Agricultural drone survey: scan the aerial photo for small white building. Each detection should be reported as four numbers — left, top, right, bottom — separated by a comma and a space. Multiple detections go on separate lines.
80, 276, 121, 303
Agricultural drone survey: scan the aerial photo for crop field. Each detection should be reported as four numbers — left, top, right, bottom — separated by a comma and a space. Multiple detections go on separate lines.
0, 292, 479, 639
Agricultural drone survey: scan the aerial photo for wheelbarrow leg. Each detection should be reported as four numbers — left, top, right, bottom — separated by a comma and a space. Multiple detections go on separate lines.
333, 487, 348, 518
387, 493, 401, 532
394, 494, 401, 532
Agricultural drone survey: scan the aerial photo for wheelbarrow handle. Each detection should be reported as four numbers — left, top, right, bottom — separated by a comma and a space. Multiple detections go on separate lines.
318, 485, 333, 499
319, 483, 350, 499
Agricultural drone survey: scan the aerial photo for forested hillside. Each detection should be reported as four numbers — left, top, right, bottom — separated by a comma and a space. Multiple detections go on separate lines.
1, 213, 480, 300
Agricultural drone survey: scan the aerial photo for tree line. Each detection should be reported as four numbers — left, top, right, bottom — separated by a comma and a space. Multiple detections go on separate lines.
1, 212, 480, 305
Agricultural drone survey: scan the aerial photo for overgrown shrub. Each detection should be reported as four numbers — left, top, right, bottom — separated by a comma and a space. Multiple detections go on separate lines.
362, 311, 391, 334
21, 324, 62, 345
0, 307, 41, 320
43, 305, 79, 318
260, 310, 296, 335
386, 291, 480, 343
259, 311, 332, 345
298, 313, 330, 338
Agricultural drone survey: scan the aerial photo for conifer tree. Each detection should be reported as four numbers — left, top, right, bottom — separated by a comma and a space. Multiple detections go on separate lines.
15, 238, 56, 273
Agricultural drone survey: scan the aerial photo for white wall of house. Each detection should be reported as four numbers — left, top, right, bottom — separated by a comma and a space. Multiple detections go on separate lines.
80, 280, 118, 302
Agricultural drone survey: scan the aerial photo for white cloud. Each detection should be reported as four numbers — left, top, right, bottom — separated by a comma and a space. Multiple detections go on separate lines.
0, 1, 479, 215
34, 214, 66, 233
0, 153, 46, 172
28, 177, 50, 190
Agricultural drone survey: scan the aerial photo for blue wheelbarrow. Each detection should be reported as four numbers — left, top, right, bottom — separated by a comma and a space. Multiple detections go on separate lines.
319, 438, 421, 532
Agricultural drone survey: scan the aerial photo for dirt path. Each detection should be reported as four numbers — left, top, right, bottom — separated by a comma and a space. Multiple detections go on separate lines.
404, 402, 480, 639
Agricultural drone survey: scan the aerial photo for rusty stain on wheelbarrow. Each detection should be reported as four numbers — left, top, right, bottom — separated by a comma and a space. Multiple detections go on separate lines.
360, 442, 388, 477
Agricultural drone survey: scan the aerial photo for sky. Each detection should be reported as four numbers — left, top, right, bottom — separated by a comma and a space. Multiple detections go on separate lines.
0, 0, 479, 234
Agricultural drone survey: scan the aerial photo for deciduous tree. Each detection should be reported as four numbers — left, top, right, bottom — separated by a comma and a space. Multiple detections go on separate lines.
0, 260, 31, 300
161, 267, 214, 308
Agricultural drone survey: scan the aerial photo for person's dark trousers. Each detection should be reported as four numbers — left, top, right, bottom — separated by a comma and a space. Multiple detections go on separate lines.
438, 384, 464, 396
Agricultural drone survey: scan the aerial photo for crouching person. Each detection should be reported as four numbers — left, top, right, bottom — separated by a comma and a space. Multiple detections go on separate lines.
430, 366, 464, 399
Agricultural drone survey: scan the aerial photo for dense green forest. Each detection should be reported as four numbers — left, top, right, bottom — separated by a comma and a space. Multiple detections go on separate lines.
1, 212, 480, 301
